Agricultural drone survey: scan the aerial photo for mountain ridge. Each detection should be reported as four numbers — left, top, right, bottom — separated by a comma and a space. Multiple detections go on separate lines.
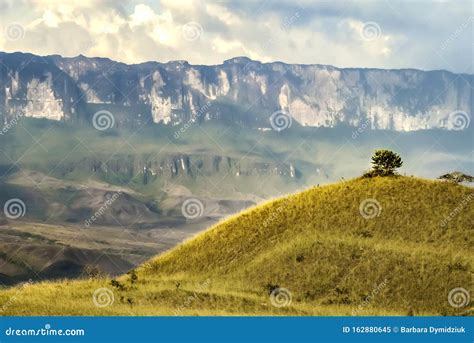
4, 51, 472, 75
0, 51, 472, 131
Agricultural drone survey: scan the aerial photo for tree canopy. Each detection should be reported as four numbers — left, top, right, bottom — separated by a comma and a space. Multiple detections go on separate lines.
364, 149, 403, 177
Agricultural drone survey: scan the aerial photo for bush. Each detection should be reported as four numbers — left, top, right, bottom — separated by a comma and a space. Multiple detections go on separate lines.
364, 149, 403, 177
81, 264, 107, 279
438, 171, 474, 184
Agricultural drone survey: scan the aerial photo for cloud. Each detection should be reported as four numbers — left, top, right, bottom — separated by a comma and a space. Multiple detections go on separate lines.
0, 0, 471, 73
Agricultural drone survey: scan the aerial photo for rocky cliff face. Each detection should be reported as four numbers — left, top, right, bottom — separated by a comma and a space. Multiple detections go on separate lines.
0, 52, 472, 131
64, 154, 299, 184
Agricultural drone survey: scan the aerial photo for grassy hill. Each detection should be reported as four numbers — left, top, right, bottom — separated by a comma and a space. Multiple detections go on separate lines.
0, 177, 472, 316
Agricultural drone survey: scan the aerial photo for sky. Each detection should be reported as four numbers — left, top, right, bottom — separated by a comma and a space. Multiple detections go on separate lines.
0, 0, 472, 73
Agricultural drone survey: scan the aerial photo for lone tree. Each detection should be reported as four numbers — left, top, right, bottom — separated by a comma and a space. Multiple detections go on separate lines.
438, 171, 474, 184
364, 149, 403, 177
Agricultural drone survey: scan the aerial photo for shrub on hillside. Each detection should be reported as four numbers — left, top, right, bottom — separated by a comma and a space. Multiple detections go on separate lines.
438, 171, 474, 184
81, 264, 107, 279
363, 149, 403, 177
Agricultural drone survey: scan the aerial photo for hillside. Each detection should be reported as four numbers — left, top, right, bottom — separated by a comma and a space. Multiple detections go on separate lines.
0, 177, 472, 316
2, 118, 470, 285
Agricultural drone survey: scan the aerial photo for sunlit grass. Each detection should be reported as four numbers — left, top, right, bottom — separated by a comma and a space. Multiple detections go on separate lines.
0, 177, 472, 316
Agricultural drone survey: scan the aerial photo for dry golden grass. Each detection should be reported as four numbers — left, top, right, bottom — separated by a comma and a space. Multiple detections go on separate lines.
1, 177, 472, 316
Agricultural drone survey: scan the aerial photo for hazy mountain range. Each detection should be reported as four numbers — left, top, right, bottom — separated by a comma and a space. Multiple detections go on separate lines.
0, 51, 472, 131
0, 51, 472, 286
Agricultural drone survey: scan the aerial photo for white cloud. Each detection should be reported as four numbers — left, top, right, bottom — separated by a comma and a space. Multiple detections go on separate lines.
0, 0, 471, 73
129, 4, 156, 27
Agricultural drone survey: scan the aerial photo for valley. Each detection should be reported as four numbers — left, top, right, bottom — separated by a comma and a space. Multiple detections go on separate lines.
0, 51, 471, 295
0, 116, 472, 286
